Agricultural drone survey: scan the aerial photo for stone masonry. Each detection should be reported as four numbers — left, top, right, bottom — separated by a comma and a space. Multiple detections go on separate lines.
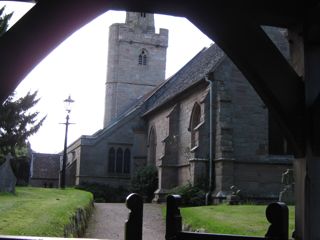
104, 12, 168, 127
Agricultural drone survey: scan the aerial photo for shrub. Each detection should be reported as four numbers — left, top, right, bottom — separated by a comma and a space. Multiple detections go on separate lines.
76, 182, 130, 203
130, 165, 158, 202
11, 156, 30, 186
168, 182, 206, 206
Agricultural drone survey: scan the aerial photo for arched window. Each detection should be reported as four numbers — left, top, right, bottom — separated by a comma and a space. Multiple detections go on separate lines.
190, 103, 201, 148
148, 126, 157, 165
109, 146, 132, 174
108, 147, 115, 173
124, 149, 131, 173
116, 148, 123, 173
138, 49, 147, 65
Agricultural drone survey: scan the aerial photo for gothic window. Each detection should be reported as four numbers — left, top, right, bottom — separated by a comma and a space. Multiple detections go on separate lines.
124, 149, 131, 173
138, 49, 147, 65
109, 146, 131, 174
108, 147, 115, 173
116, 148, 123, 173
148, 126, 157, 165
190, 103, 201, 149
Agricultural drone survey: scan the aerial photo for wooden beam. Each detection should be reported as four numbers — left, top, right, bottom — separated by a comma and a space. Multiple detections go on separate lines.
0, 0, 304, 103
0, 0, 109, 103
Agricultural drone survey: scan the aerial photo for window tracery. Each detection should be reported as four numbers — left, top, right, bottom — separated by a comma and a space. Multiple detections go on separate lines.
138, 49, 147, 65
108, 146, 131, 174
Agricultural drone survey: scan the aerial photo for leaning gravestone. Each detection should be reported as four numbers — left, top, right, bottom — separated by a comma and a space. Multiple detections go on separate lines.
279, 168, 294, 204
0, 154, 17, 193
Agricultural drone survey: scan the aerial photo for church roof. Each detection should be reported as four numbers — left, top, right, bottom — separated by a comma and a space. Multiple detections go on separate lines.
30, 152, 60, 180
142, 43, 225, 115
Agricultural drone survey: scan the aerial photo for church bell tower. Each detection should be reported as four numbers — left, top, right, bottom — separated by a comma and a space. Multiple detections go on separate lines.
103, 12, 169, 127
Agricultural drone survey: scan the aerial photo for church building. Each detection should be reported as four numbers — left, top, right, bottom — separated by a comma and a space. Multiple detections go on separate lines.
64, 12, 293, 201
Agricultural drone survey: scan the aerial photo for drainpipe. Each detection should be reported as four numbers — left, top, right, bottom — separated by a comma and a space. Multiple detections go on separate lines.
205, 74, 214, 205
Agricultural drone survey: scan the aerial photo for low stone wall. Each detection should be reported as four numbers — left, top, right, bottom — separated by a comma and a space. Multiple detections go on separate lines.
63, 200, 94, 237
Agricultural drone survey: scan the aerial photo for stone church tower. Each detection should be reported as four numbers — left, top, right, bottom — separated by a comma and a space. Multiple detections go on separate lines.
104, 12, 169, 127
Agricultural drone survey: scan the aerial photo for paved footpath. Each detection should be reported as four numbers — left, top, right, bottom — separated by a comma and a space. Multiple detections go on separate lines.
84, 203, 166, 240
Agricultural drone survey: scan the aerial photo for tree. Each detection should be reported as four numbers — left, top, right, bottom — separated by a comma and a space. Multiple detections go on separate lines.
131, 165, 158, 202
0, 91, 46, 157
0, 6, 13, 37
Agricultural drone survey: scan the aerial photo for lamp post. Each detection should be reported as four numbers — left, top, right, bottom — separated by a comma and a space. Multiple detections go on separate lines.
59, 95, 74, 189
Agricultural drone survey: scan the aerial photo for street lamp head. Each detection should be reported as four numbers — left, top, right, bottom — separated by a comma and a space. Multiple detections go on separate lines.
64, 95, 74, 113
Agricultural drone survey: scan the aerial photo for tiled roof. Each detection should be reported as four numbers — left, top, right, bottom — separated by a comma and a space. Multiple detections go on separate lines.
31, 153, 60, 179
142, 43, 225, 114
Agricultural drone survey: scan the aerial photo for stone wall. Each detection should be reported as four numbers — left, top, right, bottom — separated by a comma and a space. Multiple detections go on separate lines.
177, 84, 210, 165
233, 159, 292, 198
212, 33, 292, 197
147, 107, 171, 167
147, 106, 173, 196
213, 58, 268, 163
146, 81, 210, 197
229, 59, 268, 161
67, 108, 147, 188
63, 200, 94, 237
66, 160, 77, 186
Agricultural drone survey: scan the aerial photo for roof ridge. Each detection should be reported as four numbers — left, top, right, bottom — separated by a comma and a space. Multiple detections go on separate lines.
141, 43, 224, 113
141, 46, 209, 103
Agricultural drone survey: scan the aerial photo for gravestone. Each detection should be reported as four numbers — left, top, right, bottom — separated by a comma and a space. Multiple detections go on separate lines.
0, 154, 17, 193
226, 185, 241, 205
279, 168, 294, 204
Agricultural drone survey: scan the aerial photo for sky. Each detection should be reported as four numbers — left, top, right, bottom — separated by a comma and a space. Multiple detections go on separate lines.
1, 1, 213, 154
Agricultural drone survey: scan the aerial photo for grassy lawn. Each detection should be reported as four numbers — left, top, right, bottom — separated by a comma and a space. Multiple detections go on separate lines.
0, 187, 93, 237
173, 204, 294, 237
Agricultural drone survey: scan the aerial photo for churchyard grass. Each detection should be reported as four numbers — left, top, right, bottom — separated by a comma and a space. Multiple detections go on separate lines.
0, 187, 93, 237
163, 204, 295, 236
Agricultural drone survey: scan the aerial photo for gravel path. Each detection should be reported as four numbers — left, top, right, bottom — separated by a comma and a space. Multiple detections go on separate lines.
84, 203, 166, 240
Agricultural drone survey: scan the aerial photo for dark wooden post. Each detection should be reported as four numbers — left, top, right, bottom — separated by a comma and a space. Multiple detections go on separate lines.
265, 202, 289, 240
125, 193, 143, 240
166, 195, 182, 240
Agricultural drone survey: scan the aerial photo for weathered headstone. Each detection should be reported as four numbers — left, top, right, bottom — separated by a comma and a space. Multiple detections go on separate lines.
227, 185, 241, 205
279, 169, 294, 204
0, 154, 17, 193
